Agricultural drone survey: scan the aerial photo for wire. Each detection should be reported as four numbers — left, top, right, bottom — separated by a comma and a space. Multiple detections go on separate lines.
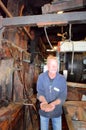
71, 41, 74, 75
44, 26, 53, 49
69, 24, 72, 42
69, 24, 74, 75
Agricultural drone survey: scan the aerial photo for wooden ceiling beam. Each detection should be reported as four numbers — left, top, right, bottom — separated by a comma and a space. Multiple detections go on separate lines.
42, 0, 86, 14
1, 11, 86, 28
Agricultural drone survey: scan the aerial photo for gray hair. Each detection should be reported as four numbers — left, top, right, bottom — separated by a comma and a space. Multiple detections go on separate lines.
47, 55, 58, 64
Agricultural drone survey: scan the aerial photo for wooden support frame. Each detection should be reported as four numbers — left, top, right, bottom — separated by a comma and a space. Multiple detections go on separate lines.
0, 0, 32, 39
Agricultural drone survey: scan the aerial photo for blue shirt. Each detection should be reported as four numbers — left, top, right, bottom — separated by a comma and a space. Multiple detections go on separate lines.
37, 71, 67, 118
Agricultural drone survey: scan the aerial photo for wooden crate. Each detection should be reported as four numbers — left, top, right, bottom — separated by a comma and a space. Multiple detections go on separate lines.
63, 101, 86, 130
67, 82, 86, 101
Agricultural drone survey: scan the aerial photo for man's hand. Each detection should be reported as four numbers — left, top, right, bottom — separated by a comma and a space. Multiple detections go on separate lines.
40, 102, 55, 112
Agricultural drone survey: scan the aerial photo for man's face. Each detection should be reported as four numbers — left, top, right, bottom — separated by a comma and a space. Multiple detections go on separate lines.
47, 59, 58, 74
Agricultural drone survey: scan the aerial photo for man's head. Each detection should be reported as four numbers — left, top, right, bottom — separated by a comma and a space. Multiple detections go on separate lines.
47, 55, 58, 74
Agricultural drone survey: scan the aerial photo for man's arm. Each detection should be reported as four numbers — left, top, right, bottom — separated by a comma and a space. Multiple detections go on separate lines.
49, 99, 61, 106
38, 95, 47, 103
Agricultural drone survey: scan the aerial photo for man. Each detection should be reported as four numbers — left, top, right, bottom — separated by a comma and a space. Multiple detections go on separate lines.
37, 55, 67, 130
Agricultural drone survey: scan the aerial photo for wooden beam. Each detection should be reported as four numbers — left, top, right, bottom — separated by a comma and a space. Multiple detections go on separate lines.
1, 12, 86, 28
67, 82, 86, 88
42, 0, 86, 14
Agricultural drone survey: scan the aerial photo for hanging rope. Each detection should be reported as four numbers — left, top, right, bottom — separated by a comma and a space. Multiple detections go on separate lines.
44, 26, 53, 49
